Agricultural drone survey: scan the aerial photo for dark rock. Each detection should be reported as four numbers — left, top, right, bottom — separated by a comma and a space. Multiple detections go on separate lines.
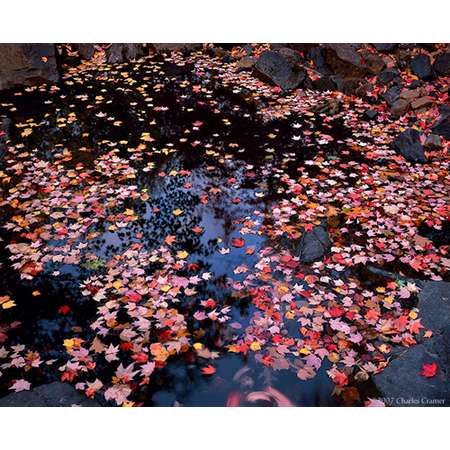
383, 85, 402, 105
364, 109, 378, 120
410, 96, 434, 110
359, 50, 385, 74
321, 44, 369, 78
312, 75, 337, 92
106, 44, 145, 64
308, 47, 332, 75
390, 99, 410, 116
393, 128, 427, 163
409, 79, 423, 89
296, 224, 331, 263
378, 68, 400, 85
76, 43, 95, 60
289, 44, 320, 54
433, 52, 450, 76
236, 56, 255, 71
0, 382, 101, 407
372, 43, 397, 52
373, 281, 450, 406
333, 77, 371, 97
400, 88, 422, 101
409, 54, 433, 79
311, 98, 342, 115
275, 47, 302, 65
424, 134, 442, 149
432, 107, 450, 139
0, 44, 59, 91
254, 51, 306, 91
152, 43, 202, 53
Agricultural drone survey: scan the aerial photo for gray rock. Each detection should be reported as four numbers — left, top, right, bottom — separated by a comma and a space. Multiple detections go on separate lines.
0, 382, 101, 407
383, 85, 402, 106
411, 96, 434, 110
373, 281, 450, 406
393, 128, 427, 163
321, 44, 369, 78
0, 44, 59, 91
76, 43, 95, 60
378, 69, 400, 85
424, 134, 442, 148
390, 99, 410, 116
152, 43, 202, 53
312, 75, 337, 92
296, 224, 331, 263
254, 51, 306, 91
433, 52, 450, 76
106, 44, 145, 64
372, 43, 397, 52
236, 56, 255, 71
432, 108, 450, 140
409, 54, 433, 79
275, 47, 303, 65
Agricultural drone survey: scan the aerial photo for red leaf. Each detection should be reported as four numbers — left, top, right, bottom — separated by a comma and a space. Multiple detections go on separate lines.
201, 365, 216, 375
420, 362, 438, 378
231, 238, 245, 248
58, 305, 71, 315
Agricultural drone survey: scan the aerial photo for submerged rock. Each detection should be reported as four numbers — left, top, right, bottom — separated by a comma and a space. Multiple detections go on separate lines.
254, 51, 306, 91
393, 128, 427, 163
0, 381, 101, 407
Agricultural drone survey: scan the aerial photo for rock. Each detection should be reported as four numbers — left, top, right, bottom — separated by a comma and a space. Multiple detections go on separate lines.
152, 43, 202, 53
275, 47, 303, 65
312, 75, 337, 92
106, 44, 145, 64
390, 99, 410, 116
409, 54, 433, 79
254, 51, 306, 91
411, 96, 434, 110
333, 77, 371, 97
308, 47, 333, 75
236, 56, 255, 71
311, 98, 342, 115
364, 109, 378, 120
374, 281, 450, 406
0, 382, 101, 407
432, 107, 450, 139
76, 43, 95, 60
321, 44, 369, 78
433, 52, 450, 76
372, 43, 397, 52
0, 44, 59, 91
359, 50, 385, 74
393, 128, 427, 163
378, 68, 399, 85
296, 224, 331, 263
399, 88, 422, 101
424, 134, 442, 148
383, 85, 402, 106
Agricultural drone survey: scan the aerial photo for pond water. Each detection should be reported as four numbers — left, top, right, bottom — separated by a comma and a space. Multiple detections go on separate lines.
1, 53, 424, 406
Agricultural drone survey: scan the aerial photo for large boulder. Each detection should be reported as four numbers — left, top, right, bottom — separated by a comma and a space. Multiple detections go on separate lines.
409, 54, 433, 79
320, 44, 369, 78
0, 44, 59, 91
254, 51, 306, 91
373, 281, 450, 406
433, 52, 450, 76
0, 381, 101, 407
393, 128, 427, 163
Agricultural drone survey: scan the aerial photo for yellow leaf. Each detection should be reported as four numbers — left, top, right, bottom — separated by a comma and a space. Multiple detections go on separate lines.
176, 250, 188, 259
299, 347, 310, 356
112, 281, 122, 290
193, 343, 204, 350
172, 208, 183, 216
250, 342, 261, 351
2, 300, 16, 309
160, 284, 171, 293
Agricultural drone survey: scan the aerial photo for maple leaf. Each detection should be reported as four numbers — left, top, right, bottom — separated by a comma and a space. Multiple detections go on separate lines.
164, 235, 176, 246
201, 365, 216, 375
231, 238, 245, 248
419, 362, 438, 378
9, 379, 31, 392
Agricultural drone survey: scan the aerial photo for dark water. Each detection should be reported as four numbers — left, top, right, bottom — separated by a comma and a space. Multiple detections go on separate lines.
0, 55, 386, 406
